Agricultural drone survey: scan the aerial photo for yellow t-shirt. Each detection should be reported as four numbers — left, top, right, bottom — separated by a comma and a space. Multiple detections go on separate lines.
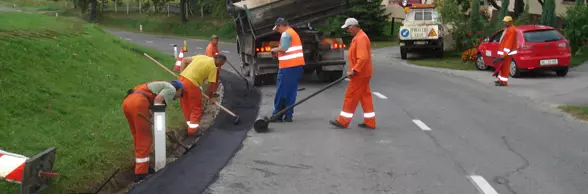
180, 55, 218, 86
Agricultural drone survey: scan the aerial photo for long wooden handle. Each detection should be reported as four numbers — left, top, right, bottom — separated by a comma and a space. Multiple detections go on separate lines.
143, 53, 238, 117
144, 53, 179, 77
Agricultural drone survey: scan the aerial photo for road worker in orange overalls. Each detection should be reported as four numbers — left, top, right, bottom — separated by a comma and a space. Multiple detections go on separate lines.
179, 54, 226, 135
122, 80, 184, 182
206, 35, 222, 84
494, 16, 518, 87
329, 18, 376, 129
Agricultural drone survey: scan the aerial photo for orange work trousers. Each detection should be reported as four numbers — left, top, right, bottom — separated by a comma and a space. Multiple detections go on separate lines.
122, 94, 152, 175
497, 55, 512, 85
336, 76, 376, 128
179, 76, 203, 135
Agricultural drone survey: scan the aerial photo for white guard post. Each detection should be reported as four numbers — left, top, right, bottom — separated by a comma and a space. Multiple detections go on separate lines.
152, 104, 167, 172
173, 45, 178, 59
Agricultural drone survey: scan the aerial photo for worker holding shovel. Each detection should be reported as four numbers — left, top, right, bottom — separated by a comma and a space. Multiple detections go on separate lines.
122, 80, 184, 182
179, 54, 227, 135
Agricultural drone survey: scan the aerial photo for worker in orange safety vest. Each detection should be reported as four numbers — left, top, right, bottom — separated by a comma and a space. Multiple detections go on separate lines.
494, 16, 518, 86
122, 80, 184, 182
206, 35, 222, 84
329, 18, 376, 129
269, 17, 305, 122
179, 54, 226, 135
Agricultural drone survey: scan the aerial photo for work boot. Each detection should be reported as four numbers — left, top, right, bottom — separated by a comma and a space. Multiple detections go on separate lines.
495, 81, 508, 87
284, 116, 293, 122
358, 123, 375, 129
329, 120, 345, 129
134, 173, 149, 183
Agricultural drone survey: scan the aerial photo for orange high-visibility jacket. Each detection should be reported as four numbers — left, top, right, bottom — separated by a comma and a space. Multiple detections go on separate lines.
348, 30, 373, 78
278, 28, 305, 69
206, 43, 219, 57
499, 25, 518, 56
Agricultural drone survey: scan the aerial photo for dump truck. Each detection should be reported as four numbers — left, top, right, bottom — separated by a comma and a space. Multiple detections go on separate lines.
398, 3, 444, 59
226, 0, 350, 86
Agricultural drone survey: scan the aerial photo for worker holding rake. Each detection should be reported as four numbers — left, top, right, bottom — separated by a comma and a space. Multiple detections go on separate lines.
122, 80, 184, 182
179, 54, 227, 135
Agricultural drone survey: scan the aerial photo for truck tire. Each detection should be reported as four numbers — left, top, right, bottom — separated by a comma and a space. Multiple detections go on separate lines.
317, 70, 343, 82
329, 70, 343, 82
435, 48, 444, 58
400, 47, 408, 60
249, 64, 263, 86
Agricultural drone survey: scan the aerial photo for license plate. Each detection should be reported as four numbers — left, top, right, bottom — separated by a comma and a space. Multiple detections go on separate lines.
415, 41, 427, 45
540, 59, 558, 66
257, 52, 272, 58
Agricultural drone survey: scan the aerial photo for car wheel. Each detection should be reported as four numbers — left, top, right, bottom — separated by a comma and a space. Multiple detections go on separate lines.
555, 67, 569, 77
475, 53, 489, 70
510, 60, 521, 78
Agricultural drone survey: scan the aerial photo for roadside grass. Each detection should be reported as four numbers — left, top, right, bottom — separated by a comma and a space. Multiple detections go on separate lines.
558, 106, 588, 121
0, 11, 186, 193
371, 21, 402, 49
408, 51, 478, 70
87, 12, 237, 42
570, 46, 588, 68
0, 0, 69, 11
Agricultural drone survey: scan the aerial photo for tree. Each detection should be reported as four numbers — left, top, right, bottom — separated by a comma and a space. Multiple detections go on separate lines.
563, 4, 588, 55
180, 0, 188, 23
470, 0, 483, 31
539, 0, 556, 27
577, 0, 584, 5
514, 0, 525, 18
322, 0, 390, 39
497, 0, 509, 21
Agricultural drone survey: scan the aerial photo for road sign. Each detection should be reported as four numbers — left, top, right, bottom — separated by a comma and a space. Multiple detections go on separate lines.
400, 29, 410, 38
428, 28, 437, 37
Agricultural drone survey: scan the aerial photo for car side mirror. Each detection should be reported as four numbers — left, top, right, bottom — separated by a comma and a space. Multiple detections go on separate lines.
484, 37, 490, 42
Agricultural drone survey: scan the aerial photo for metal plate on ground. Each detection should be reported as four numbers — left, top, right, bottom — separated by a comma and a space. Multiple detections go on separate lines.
20, 147, 56, 194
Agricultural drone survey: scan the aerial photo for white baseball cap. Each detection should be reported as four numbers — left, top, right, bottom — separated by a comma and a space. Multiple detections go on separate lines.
341, 18, 359, 29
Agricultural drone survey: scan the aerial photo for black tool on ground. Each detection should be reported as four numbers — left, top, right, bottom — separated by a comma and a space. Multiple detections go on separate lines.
254, 76, 348, 133
225, 60, 250, 90
297, 88, 306, 91
491, 57, 505, 77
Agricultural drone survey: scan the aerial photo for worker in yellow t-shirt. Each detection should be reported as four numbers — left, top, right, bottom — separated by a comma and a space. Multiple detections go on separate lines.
179, 54, 227, 135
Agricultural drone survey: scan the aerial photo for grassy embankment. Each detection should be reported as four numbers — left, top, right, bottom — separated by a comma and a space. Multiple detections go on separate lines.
0, 11, 188, 193
0, 0, 68, 11
558, 106, 588, 122
409, 46, 588, 71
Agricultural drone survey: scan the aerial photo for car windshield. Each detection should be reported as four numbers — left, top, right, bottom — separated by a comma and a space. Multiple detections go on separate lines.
523, 29, 563, 42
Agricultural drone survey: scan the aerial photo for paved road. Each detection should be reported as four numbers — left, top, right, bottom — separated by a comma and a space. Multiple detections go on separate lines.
110, 30, 588, 194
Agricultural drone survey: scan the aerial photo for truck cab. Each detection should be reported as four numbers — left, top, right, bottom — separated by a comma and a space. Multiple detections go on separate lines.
398, 4, 444, 59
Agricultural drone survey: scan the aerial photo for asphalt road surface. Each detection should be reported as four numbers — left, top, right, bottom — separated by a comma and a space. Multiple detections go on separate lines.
109, 30, 588, 194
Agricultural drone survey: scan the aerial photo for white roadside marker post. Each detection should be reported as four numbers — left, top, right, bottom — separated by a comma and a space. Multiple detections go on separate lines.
152, 104, 167, 172
173, 45, 178, 59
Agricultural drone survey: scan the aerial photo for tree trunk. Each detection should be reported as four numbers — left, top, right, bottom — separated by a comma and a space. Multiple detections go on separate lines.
180, 0, 188, 23
537, 0, 543, 6
89, 0, 97, 22
514, 0, 525, 18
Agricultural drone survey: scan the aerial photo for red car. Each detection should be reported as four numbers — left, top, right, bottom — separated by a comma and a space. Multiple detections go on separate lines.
476, 25, 571, 77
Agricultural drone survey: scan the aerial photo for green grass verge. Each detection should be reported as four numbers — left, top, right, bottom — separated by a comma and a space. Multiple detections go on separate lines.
558, 105, 588, 121
408, 51, 477, 71
372, 40, 399, 49
86, 12, 236, 42
0, 0, 69, 11
570, 46, 588, 68
0, 11, 185, 193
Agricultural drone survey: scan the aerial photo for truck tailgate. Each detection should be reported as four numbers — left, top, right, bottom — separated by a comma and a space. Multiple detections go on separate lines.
399, 25, 440, 40
230, 0, 348, 38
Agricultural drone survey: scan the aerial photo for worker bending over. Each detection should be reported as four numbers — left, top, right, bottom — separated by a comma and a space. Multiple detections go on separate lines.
270, 17, 305, 122
122, 80, 184, 182
206, 35, 222, 84
330, 18, 376, 129
495, 16, 518, 87
179, 54, 227, 135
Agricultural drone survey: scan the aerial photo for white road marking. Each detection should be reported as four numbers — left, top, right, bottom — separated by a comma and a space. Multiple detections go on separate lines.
412, 119, 431, 131
372, 92, 388, 99
468, 175, 499, 194
124, 38, 132, 41
195, 47, 203, 50
222, 50, 230, 54
146, 40, 154, 44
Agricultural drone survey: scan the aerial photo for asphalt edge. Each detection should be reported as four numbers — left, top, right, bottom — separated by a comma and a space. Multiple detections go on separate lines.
124, 69, 262, 194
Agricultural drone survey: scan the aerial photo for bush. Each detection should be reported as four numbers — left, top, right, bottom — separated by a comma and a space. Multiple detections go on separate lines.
436, 0, 489, 51
563, 4, 588, 55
